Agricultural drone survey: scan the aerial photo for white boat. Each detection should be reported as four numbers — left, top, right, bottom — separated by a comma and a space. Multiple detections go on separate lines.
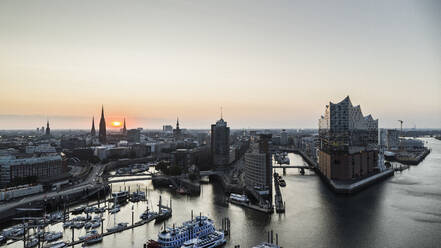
109, 207, 120, 214
62, 221, 72, 228
229, 193, 249, 203
79, 230, 98, 240
180, 231, 226, 248
25, 238, 39, 248
107, 222, 128, 233
43, 242, 66, 248
73, 221, 85, 229
44, 232, 63, 242
84, 222, 93, 229
91, 222, 101, 229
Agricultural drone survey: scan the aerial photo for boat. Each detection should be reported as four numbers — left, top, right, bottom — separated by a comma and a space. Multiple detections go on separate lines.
82, 235, 103, 246
176, 187, 189, 195
43, 242, 66, 248
84, 206, 97, 214
147, 215, 220, 248
25, 238, 39, 248
140, 210, 158, 221
0, 235, 6, 245
62, 221, 72, 228
109, 207, 120, 214
252, 242, 280, 248
111, 191, 129, 203
91, 222, 101, 229
155, 208, 172, 223
72, 207, 85, 215
229, 193, 249, 204
79, 230, 98, 240
107, 222, 128, 233
84, 222, 93, 229
45, 232, 63, 242
94, 207, 106, 213
180, 231, 226, 248
278, 179, 286, 187
130, 191, 146, 202
73, 221, 85, 229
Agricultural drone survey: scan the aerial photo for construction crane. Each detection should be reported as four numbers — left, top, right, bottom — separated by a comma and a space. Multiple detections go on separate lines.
398, 120, 403, 134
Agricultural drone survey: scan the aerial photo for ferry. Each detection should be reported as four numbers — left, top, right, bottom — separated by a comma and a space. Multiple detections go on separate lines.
229, 193, 249, 204
146, 215, 223, 248
180, 231, 226, 248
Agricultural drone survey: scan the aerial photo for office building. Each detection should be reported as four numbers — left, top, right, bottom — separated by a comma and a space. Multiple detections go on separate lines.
211, 117, 230, 166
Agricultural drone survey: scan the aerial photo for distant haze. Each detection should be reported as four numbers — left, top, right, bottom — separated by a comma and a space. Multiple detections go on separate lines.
0, 0, 440, 129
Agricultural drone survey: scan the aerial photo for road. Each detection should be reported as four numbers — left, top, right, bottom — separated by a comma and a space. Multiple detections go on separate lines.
0, 163, 106, 215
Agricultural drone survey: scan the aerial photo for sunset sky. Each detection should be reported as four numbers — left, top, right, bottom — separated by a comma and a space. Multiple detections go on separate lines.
1, 0, 440, 129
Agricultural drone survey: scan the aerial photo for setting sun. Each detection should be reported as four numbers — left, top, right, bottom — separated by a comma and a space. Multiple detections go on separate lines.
111, 121, 122, 127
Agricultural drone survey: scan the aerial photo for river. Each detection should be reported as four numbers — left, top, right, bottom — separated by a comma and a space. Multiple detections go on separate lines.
7, 138, 441, 248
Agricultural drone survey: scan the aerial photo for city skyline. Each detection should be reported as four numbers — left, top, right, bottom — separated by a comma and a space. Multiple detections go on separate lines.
1, 0, 440, 129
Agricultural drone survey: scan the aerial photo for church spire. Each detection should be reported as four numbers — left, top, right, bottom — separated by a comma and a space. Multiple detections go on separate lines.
123, 117, 127, 134
99, 105, 107, 143
45, 119, 51, 136
91, 116, 96, 137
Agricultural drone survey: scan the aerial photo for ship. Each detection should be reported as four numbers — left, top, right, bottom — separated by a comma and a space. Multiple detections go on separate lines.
82, 234, 103, 246
180, 231, 226, 248
146, 215, 224, 248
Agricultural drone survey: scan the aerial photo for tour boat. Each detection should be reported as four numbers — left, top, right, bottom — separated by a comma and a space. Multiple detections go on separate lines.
229, 193, 249, 204
147, 215, 221, 248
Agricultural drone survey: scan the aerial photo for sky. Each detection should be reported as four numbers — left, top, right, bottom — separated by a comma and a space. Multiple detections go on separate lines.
0, 0, 440, 130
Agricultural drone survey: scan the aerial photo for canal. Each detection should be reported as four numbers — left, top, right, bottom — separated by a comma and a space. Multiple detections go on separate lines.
7, 138, 441, 248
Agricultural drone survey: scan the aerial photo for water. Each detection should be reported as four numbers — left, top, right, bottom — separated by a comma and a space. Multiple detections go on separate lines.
8, 138, 441, 248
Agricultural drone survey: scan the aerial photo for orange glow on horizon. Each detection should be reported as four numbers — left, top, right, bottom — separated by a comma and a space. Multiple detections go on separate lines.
111, 121, 122, 127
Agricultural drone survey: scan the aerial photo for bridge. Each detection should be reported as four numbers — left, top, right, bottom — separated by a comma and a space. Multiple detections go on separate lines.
272, 165, 312, 169
106, 170, 221, 184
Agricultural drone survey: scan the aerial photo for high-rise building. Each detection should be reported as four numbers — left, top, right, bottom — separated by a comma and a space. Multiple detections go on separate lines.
45, 120, 51, 136
127, 129, 141, 143
280, 129, 288, 145
163, 125, 173, 133
244, 134, 272, 203
318, 96, 378, 180
91, 116, 96, 137
99, 105, 107, 144
211, 117, 230, 166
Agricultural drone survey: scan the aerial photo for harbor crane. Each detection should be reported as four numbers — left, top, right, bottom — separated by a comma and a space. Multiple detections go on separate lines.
398, 120, 403, 134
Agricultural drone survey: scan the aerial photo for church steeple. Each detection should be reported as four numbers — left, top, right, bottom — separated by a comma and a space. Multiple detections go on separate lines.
99, 105, 107, 143
176, 117, 180, 130
45, 120, 51, 136
123, 117, 127, 135
91, 116, 96, 137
